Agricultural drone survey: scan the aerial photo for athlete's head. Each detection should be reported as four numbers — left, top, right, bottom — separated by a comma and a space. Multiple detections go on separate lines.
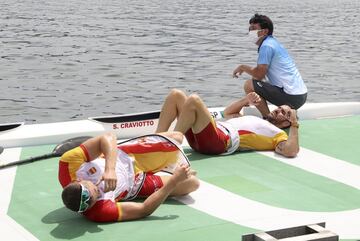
62, 180, 99, 213
266, 105, 294, 129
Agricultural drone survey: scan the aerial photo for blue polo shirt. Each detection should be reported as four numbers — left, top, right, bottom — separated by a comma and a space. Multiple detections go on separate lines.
257, 36, 307, 95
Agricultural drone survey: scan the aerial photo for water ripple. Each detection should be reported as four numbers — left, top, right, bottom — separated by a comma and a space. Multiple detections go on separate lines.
0, 0, 359, 123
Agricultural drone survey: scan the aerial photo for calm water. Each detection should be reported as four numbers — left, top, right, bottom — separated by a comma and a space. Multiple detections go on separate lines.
1, 0, 359, 124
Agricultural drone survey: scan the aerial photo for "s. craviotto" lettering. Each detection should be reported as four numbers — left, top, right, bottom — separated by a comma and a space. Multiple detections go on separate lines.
112, 120, 155, 129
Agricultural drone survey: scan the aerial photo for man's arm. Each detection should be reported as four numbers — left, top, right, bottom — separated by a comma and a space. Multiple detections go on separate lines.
223, 92, 261, 119
119, 164, 191, 221
233, 64, 268, 80
82, 132, 118, 192
275, 110, 299, 158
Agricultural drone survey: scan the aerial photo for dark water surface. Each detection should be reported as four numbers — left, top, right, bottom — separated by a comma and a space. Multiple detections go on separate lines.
1, 0, 359, 123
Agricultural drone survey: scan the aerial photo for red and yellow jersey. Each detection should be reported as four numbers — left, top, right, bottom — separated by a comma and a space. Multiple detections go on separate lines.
118, 135, 181, 174
58, 145, 88, 188
218, 115, 288, 153
58, 145, 122, 222
58, 135, 187, 222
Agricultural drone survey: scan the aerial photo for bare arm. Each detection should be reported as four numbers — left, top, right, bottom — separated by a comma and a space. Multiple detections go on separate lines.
223, 92, 261, 119
233, 64, 268, 80
275, 110, 300, 158
82, 132, 118, 192
120, 164, 191, 221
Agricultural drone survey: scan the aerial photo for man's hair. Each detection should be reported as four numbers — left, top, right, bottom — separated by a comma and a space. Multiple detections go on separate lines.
249, 14, 274, 35
62, 182, 82, 212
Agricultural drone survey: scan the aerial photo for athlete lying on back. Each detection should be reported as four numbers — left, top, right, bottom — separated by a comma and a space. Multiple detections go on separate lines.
156, 89, 299, 157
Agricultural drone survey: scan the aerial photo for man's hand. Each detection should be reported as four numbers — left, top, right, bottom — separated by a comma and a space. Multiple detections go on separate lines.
274, 106, 299, 158
98, 169, 117, 192
288, 109, 298, 125
246, 92, 261, 106
233, 65, 245, 78
282, 106, 298, 125
172, 164, 191, 183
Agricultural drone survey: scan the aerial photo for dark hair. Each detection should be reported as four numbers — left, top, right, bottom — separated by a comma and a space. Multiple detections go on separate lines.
249, 13, 273, 35
62, 182, 82, 212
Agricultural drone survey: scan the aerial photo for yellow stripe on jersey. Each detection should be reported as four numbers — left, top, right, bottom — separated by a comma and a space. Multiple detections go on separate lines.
239, 131, 288, 151
131, 150, 179, 174
116, 203, 123, 221
61, 147, 87, 181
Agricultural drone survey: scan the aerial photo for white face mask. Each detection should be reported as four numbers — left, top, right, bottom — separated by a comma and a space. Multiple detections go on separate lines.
248, 30, 261, 44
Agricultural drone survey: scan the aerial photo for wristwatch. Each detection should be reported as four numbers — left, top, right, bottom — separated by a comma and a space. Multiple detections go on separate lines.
291, 122, 299, 128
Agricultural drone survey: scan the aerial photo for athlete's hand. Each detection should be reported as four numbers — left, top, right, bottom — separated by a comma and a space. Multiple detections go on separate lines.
97, 169, 117, 192
288, 109, 298, 125
172, 164, 191, 183
189, 169, 197, 176
280, 105, 298, 125
246, 92, 261, 106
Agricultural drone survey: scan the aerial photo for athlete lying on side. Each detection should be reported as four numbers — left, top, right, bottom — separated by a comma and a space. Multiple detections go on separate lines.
59, 132, 199, 222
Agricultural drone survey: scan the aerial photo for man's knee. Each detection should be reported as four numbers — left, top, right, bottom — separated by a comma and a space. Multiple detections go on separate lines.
188, 176, 200, 193
169, 88, 185, 99
186, 94, 203, 108
166, 89, 187, 106
244, 79, 255, 93
179, 176, 200, 195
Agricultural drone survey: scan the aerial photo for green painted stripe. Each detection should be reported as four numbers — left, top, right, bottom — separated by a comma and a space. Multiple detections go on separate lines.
299, 116, 360, 165
188, 150, 360, 212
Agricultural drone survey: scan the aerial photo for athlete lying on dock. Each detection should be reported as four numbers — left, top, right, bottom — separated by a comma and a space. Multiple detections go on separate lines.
59, 132, 199, 222
156, 89, 299, 157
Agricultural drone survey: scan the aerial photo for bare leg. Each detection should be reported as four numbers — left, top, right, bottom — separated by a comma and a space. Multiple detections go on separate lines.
173, 94, 213, 134
156, 89, 187, 133
158, 131, 184, 145
244, 79, 270, 117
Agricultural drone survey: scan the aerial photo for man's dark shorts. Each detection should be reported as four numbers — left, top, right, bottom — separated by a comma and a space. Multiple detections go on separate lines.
252, 79, 307, 109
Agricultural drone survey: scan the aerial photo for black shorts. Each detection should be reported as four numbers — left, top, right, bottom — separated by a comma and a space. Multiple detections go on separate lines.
252, 79, 307, 109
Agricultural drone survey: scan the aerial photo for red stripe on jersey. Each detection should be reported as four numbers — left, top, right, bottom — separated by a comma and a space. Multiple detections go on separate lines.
119, 141, 178, 154
58, 161, 72, 188
238, 130, 254, 135
80, 144, 90, 161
